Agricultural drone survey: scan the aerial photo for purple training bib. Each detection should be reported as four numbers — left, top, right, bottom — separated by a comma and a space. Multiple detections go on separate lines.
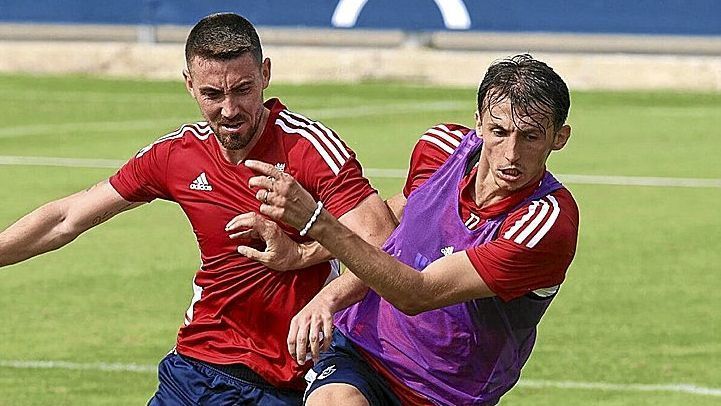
335, 130, 563, 405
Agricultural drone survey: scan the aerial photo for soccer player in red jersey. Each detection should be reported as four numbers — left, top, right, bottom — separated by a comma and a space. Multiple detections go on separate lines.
238, 55, 579, 405
0, 13, 395, 404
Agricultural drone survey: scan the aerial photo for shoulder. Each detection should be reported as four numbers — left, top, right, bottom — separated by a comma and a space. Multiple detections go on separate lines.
135, 121, 213, 159
273, 107, 353, 175
403, 123, 473, 196
500, 187, 579, 250
417, 123, 472, 155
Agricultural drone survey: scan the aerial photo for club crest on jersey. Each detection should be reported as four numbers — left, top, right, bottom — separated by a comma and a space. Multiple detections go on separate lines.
441, 246, 454, 257
275, 163, 286, 172
317, 365, 336, 380
190, 172, 213, 191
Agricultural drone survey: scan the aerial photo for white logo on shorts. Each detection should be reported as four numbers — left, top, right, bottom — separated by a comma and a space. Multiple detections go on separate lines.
317, 365, 336, 380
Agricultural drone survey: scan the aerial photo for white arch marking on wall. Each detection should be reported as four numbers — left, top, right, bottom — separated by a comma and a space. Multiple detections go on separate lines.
332, 0, 369, 28
433, 0, 471, 29
332, 0, 471, 29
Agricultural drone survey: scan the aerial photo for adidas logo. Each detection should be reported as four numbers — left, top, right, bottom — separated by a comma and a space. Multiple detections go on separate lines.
441, 246, 454, 257
190, 172, 213, 191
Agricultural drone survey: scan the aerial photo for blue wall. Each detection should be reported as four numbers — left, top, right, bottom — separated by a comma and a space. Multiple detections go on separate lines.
0, 0, 719, 36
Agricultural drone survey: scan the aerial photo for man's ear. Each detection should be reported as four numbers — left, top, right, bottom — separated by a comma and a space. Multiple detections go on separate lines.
182, 69, 195, 99
261, 58, 271, 90
474, 110, 482, 133
552, 124, 571, 151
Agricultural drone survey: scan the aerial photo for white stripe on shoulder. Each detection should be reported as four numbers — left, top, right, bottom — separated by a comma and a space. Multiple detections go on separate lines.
136, 122, 211, 158
286, 110, 352, 160
503, 200, 540, 240
279, 111, 347, 168
526, 195, 561, 248
436, 124, 466, 140
275, 117, 341, 175
425, 128, 461, 147
420, 135, 455, 154
281, 110, 350, 163
514, 199, 550, 245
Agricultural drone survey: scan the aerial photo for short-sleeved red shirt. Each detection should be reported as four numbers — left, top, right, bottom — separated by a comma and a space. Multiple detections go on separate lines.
110, 98, 376, 390
403, 124, 579, 301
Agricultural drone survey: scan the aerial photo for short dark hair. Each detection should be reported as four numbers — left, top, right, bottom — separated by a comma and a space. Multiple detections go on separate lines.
185, 13, 263, 68
477, 54, 570, 132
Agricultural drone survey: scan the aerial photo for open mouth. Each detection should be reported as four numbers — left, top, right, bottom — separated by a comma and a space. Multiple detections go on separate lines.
221, 123, 243, 132
498, 167, 523, 181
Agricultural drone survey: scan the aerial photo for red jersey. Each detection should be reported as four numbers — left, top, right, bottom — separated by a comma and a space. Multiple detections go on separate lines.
109, 98, 376, 390
404, 123, 579, 301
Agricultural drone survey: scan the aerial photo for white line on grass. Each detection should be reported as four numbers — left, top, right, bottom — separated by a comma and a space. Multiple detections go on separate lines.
516, 379, 721, 397
1, 359, 719, 397
0, 101, 467, 139
1, 156, 720, 189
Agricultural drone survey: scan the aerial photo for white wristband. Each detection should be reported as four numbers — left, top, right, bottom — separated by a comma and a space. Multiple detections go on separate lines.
299, 201, 324, 236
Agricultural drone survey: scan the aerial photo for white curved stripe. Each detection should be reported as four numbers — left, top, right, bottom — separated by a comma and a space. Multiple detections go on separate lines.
526, 195, 561, 248
436, 124, 466, 139
420, 134, 455, 155
279, 112, 345, 169
433, 0, 472, 30
275, 119, 341, 174
532, 285, 559, 297
331, 0, 369, 28
425, 128, 461, 147
136, 133, 183, 158
136, 123, 211, 158
283, 110, 351, 160
514, 199, 550, 245
311, 120, 352, 160
503, 200, 540, 240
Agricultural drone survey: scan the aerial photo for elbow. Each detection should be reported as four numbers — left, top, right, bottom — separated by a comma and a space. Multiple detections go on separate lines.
393, 297, 430, 317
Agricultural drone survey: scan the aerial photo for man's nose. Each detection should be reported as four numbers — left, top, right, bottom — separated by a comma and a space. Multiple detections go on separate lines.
221, 95, 240, 119
504, 136, 522, 163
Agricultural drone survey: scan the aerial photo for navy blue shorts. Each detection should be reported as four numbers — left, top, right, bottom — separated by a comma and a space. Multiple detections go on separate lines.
304, 331, 402, 406
147, 351, 303, 405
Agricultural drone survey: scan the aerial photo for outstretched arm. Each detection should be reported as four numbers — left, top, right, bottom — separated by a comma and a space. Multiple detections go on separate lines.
244, 160, 493, 314
0, 180, 142, 267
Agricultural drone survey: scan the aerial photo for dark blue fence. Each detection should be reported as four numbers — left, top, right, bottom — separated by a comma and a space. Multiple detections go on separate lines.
0, 0, 719, 36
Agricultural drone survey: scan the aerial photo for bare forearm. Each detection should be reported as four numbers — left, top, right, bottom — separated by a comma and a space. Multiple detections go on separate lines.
310, 211, 424, 314
0, 182, 138, 269
297, 241, 332, 268
316, 271, 369, 313
0, 201, 79, 267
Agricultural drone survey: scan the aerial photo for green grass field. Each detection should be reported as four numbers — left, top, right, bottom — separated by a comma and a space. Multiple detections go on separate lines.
0, 74, 719, 405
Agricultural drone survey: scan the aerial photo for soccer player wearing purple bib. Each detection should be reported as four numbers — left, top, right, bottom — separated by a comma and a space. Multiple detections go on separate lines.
240, 55, 579, 405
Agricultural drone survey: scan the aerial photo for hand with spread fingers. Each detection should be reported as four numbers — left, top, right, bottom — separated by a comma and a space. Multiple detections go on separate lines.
245, 160, 320, 232
225, 212, 303, 272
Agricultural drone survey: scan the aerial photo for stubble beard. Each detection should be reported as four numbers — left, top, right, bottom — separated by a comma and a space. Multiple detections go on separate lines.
215, 130, 254, 151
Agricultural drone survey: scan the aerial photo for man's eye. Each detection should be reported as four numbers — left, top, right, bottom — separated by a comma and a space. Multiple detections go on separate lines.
492, 129, 505, 136
203, 92, 223, 100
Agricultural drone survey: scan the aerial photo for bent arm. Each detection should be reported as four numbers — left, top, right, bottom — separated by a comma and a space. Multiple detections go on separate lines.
0, 180, 141, 267
246, 160, 488, 315
313, 193, 397, 311
310, 211, 491, 315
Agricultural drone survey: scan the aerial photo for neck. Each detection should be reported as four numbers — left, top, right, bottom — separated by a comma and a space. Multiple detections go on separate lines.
472, 166, 511, 209
219, 107, 270, 165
